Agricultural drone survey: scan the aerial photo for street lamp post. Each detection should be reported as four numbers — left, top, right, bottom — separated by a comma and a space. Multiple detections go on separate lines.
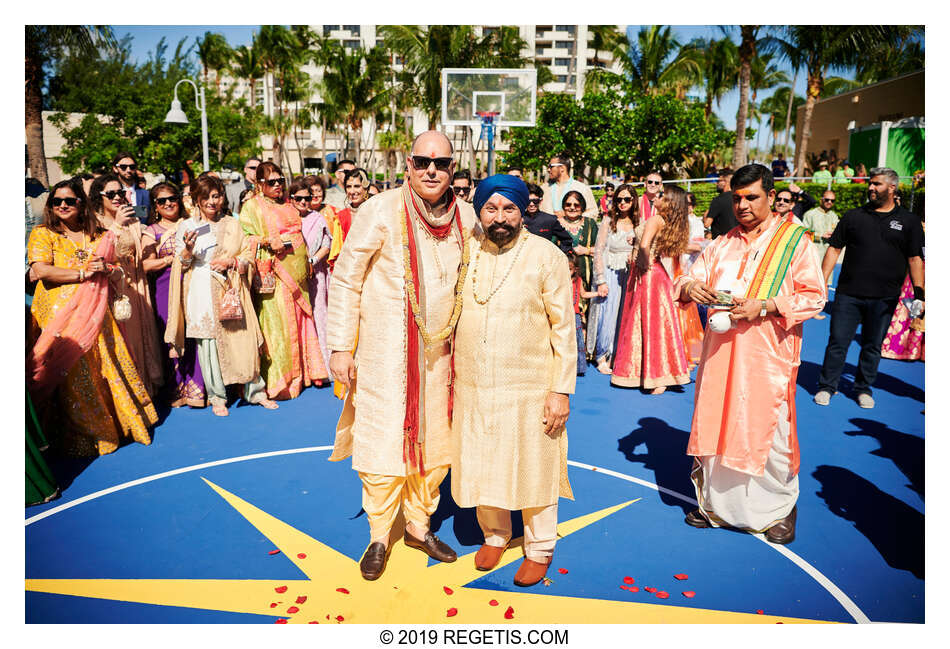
165, 79, 210, 173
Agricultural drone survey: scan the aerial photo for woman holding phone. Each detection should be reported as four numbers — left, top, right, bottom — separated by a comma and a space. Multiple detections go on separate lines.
239, 162, 328, 400
88, 174, 164, 396
165, 174, 277, 416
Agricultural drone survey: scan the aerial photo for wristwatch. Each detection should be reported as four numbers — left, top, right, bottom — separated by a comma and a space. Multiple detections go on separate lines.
759, 300, 768, 318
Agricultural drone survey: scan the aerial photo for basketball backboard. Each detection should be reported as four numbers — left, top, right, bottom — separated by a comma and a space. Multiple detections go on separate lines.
441, 68, 537, 128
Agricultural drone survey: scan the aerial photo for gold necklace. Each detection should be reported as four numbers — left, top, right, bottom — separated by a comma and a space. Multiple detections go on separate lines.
471, 231, 528, 305
400, 207, 470, 348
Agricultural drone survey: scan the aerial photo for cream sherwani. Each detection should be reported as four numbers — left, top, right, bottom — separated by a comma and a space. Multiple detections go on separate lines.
451, 228, 576, 559
327, 185, 475, 538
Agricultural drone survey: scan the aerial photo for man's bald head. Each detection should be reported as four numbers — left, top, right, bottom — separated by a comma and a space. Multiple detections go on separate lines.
410, 130, 454, 156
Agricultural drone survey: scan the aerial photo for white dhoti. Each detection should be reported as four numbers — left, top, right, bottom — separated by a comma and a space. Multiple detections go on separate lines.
476, 503, 558, 562
691, 402, 798, 533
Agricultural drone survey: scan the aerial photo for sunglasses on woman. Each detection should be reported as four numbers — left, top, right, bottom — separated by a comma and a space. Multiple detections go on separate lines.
616, 196, 633, 204
102, 190, 127, 201
411, 156, 453, 171
265, 177, 286, 187
51, 197, 80, 207
564, 202, 582, 209
154, 196, 180, 206
291, 194, 311, 202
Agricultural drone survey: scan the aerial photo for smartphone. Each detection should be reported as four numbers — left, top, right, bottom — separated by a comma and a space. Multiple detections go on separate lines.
193, 223, 212, 237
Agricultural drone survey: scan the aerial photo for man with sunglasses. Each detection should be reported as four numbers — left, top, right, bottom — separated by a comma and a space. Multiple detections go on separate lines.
327, 130, 476, 581
451, 169, 473, 202
541, 154, 598, 220
524, 183, 573, 254
111, 152, 149, 222
801, 190, 840, 261
326, 159, 356, 209
226, 157, 261, 215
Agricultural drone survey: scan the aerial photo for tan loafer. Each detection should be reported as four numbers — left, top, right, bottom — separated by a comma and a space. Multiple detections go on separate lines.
513, 557, 550, 587
474, 544, 506, 571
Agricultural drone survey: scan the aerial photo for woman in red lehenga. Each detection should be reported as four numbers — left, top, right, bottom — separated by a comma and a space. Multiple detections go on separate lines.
611, 184, 691, 394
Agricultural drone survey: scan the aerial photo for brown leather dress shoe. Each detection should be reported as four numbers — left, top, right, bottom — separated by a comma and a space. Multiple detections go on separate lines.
765, 506, 797, 545
360, 542, 390, 580
513, 558, 550, 587
685, 508, 711, 528
404, 530, 458, 563
474, 544, 506, 571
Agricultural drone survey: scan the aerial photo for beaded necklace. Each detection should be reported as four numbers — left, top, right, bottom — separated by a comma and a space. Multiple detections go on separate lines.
471, 230, 528, 305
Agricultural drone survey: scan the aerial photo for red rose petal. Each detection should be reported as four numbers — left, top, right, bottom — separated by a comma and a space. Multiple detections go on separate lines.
682, 591, 696, 598
446, 608, 458, 617
623, 576, 634, 584
326, 615, 330, 620
489, 599, 499, 606
674, 574, 688, 580
629, 586, 639, 592
297, 553, 307, 559
287, 606, 299, 614
504, 606, 514, 620
336, 615, 344, 622
275, 619, 287, 624
443, 586, 453, 595
309, 621, 319, 624
336, 588, 349, 594
296, 596, 307, 604
644, 587, 657, 593
270, 602, 278, 608
558, 568, 569, 574
757, 610, 764, 615
656, 591, 669, 599
268, 549, 280, 555
777, 622, 784, 624
274, 586, 288, 593
619, 585, 629, 591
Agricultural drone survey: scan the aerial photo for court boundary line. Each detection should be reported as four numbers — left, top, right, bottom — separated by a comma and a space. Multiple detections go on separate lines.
25, 447, 870, 623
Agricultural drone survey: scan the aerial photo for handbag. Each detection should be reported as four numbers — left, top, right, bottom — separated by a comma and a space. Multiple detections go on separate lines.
218, 278, 244, 321
252, 257, 276, 294
110, 267, 132, 321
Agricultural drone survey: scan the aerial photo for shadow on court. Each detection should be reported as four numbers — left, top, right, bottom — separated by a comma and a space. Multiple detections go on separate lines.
813, 464, 924, 580
617, 417, 694, 513
844, 418, 924, 498
796, 360, 924, 402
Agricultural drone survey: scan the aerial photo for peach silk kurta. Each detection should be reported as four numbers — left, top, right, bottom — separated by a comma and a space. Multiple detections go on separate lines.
327, 186, 476, 477
452, 230, 577, 510
675, 215, 826, 477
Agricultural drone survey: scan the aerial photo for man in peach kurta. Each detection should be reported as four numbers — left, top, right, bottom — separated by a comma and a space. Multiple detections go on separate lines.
675, 164, 826, 544
327, 131, 476, 580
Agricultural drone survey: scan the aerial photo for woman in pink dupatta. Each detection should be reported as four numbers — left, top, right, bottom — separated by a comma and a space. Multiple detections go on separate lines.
293, 177, 333, 370
27, 179, 157, 456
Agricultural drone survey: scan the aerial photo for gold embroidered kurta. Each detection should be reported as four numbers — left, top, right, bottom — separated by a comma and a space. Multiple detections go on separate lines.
452, 229, 577, 510
327, 186, 476, 477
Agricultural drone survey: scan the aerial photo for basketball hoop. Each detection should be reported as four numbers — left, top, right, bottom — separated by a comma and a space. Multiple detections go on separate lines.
476, 111, 500, 125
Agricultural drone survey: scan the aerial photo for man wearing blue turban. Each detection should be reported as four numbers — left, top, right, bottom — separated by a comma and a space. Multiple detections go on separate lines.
451, 174, 577, 587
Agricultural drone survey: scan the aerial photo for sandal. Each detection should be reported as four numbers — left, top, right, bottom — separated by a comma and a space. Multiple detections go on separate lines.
212, 403, 229, 417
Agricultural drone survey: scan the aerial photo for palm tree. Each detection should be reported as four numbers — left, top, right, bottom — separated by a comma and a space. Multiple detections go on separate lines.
854, 27, 924, 85
231, 40, 264, 108
587, 25, 625, 71
747, 53, 789, 160
687, 36, 738, 120
760, 87, 803, 155
196, 32, 232, 96
25, 26, 114, 186
728, 26, 772, 168
771, 26, 894, 176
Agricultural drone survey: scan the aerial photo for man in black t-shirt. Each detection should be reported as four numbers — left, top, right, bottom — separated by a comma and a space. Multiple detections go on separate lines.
703, 168, 735, 238
523, 182, 574, 254
771, 153, 789, 179
815, 167, 925, 409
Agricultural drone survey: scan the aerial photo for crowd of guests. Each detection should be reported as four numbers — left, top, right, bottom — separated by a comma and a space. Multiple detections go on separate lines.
25, 147, 924, 511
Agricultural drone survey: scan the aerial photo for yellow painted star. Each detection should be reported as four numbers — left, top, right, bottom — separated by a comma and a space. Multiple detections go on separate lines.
26, 478, 826, 624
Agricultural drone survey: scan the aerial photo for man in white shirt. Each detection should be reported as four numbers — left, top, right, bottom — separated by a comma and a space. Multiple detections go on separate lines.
540, 154, 598, 219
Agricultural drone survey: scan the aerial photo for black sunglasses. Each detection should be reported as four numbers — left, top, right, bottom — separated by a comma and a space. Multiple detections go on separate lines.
411, 156, 453, 171
563, 202, 582, 209
775, 197, 793, 204
116, 163, 137, 171
452, 186, 469, 195
616, 196, 633, 203
102, 190, 127, 201
51, 197, 80, 207
527, 198, 541, 205
154, 196, 180, 206
646, 180, 662, 185
822, 198, 836, 202
265, 177, 286, 187
291, 194, 311, 202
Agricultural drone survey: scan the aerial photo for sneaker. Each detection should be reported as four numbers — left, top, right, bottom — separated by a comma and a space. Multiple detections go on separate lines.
856, 393, 875, 409
814, 390, 832, 406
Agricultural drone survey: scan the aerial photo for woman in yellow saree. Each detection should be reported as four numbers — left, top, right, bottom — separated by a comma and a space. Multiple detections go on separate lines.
239, 162, 328, 400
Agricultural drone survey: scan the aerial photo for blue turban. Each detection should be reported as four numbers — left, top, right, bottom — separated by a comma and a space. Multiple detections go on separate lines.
472, 174, 530, 216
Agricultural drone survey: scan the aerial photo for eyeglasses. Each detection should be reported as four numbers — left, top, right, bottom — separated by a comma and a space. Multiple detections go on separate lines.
291, 194, 311, 202
822, 198, 836, 203
616, 196, 633, 204
103, 190, 127, 201
51, 197, 80, 207
154, 196, 180, 206
646, 180, 662, 185
774, 197, 793, 204
411, 155, 453, 171
245, 164, 259, 171
264, 177, 286, 187
548, 163, 565, 169
563, 202, 582, 209
115, 163, 137, 171
527, 198, 541, 205
452, 186, 469, 195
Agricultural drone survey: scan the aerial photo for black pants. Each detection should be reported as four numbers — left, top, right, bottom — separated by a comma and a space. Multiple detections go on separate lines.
818, 292, 898, 396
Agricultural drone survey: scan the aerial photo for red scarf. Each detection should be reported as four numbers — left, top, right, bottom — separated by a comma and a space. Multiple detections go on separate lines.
402, 187, 463, 475
640, 193, 655, 221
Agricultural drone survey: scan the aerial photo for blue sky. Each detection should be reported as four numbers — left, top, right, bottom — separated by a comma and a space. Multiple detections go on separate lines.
116, 24, 814, 145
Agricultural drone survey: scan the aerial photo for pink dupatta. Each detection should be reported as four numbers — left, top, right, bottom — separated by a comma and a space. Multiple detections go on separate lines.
27, 231, 117, 402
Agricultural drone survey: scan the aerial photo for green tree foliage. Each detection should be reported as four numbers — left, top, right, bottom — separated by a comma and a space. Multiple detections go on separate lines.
47, 37, 263, 176
503, 90, 733, 179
